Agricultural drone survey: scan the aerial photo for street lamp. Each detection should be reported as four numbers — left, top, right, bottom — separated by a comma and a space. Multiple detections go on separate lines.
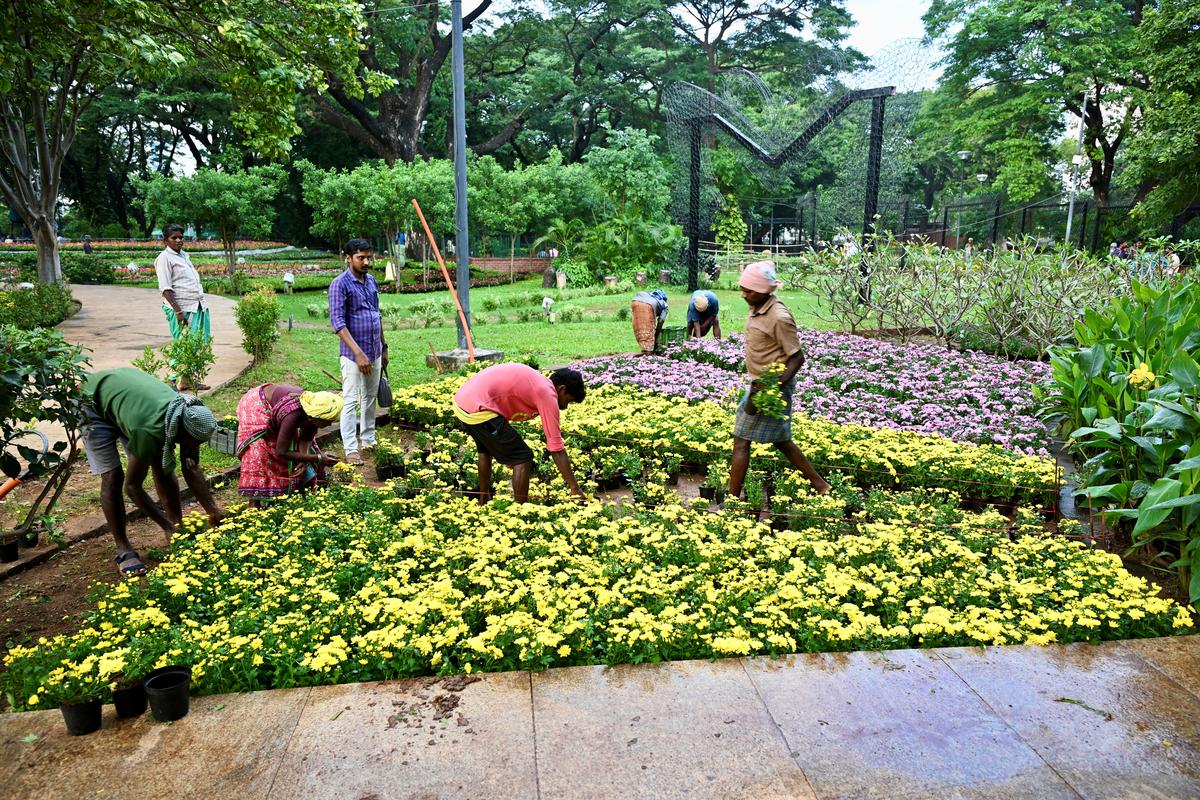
954, 150, 971, 246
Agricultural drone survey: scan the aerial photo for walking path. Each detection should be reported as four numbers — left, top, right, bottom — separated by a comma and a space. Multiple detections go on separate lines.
59, 284, 249, 385
32, 285, 252, 450
2, 636, 1197, 799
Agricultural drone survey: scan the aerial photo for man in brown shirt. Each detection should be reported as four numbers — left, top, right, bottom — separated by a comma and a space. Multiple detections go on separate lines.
728, 261, 830, 499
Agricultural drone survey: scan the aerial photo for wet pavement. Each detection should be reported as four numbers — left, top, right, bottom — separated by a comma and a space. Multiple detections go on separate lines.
2, 636, 1197, 799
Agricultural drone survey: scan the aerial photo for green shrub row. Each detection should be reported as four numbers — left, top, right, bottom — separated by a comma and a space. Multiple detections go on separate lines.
0, 252, 117, 284
0, 283, 75, 329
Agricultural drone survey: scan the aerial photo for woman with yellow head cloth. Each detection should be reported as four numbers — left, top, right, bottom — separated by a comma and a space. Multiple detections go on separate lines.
234, 383, 344, 505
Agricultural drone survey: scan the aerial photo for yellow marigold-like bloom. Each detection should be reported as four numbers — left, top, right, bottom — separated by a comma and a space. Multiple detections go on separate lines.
1128, 362, 1156, 389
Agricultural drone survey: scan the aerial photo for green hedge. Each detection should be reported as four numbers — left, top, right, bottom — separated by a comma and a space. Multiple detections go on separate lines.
0, 283, 75, 329
0, 252, 117, 284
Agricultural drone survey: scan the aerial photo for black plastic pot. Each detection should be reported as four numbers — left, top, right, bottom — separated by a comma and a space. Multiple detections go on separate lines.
699, 486, 715, 500
19, 529, 38, 547
143, 666, 191, 722
0, 536, 18, 563
61, 700, 103, 736
113, 681, 148, 719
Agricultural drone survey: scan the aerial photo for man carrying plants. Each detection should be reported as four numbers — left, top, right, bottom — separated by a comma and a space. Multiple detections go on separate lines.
155, 223, 210, 390
453, 363, 587, 504
329, 238, 387, 466
728, 261, 830, 500
81, 367, 225, 576
686, 289, 721, 339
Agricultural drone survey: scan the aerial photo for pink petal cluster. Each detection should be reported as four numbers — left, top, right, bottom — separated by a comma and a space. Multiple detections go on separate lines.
573, 331, 1052, 455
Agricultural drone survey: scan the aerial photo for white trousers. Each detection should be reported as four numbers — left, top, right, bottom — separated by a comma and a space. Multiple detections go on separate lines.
340, 355, 382, 454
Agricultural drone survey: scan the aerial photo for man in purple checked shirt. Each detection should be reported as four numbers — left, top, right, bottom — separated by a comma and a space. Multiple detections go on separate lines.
329, 238, 388, 465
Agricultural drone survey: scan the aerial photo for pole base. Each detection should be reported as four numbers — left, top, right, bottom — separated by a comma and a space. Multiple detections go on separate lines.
426, 348, 505, 371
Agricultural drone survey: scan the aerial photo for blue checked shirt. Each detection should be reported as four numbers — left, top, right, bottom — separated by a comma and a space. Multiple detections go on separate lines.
329, 269, 383, 362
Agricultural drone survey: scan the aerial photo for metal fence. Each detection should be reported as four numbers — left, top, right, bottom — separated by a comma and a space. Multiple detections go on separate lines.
741, 195, 1200, 254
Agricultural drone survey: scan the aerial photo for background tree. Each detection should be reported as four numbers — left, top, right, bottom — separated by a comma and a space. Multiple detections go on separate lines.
0, 0, 364, 283
924, 0, 1148, 206
140, 166, 286, 277
666, 0, 855, 92
1121, 0, 1200, 227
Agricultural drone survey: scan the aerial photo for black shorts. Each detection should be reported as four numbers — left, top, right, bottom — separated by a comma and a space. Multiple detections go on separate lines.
462, 416, 535, 465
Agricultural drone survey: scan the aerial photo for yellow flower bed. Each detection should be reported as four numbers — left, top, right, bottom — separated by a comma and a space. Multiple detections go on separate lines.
391, 378, 1060, 503
3, 484, 1189, 711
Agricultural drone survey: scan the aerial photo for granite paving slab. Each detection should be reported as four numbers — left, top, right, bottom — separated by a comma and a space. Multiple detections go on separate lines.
1, 689, 311, 800
267, 673, 537, 800
745, 648, 1081, 800
935, 642, 1200, 800
532, 659, 816, 800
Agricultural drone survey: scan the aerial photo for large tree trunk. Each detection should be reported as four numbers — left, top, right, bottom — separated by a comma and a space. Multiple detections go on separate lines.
32, 216, 62, 284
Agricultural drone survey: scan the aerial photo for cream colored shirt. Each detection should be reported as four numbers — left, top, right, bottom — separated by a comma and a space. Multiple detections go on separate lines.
154, 247, 205, 312
743, 294, 801, 379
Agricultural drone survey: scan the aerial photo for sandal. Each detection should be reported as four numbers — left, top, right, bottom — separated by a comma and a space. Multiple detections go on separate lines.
115, 550, 148, 577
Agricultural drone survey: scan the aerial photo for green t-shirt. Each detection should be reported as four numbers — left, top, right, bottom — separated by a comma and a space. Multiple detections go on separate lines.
83, 368, 176, 468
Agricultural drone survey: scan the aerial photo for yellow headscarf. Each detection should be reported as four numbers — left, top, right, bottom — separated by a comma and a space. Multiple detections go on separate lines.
299, 391, 344, 422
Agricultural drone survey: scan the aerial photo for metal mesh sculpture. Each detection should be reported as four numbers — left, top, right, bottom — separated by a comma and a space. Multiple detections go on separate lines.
664, 39, 938, 290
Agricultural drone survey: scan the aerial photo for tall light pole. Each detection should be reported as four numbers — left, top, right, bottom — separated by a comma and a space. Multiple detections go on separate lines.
1064, 93, 1089, 250
450, 0, 471, 350
954, 149, 971, 247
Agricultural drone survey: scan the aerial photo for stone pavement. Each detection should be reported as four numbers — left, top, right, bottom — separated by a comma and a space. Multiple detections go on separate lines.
2, 636, 1198, 799
59, 284, 249, 387
30, 284, 252, 450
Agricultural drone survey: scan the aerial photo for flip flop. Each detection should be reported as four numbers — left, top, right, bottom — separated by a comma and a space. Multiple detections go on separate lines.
115, 550, 148, 577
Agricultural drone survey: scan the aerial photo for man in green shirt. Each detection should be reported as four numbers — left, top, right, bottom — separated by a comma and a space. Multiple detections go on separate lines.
81, 368, 225, 576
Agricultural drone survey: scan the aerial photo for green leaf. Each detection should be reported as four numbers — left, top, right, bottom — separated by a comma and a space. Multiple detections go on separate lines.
1144, 405, 1188, 433
1075, 344, 1107, 378
1131, 478, 1183, 536
1168, 351, 1200, 391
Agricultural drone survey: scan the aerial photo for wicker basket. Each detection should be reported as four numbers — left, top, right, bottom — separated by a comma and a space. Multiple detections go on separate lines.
655, 325, 687, 349
208, 427, 238, 455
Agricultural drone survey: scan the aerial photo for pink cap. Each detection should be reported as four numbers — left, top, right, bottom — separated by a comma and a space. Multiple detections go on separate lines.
738, 261, 781, 293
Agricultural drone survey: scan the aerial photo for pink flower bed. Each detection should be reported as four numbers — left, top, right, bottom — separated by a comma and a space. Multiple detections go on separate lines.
574, 331, 1053, 455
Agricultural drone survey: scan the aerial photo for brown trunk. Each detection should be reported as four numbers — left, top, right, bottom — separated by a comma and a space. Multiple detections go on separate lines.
509, 234, 516, 283
32, 218, 62, 284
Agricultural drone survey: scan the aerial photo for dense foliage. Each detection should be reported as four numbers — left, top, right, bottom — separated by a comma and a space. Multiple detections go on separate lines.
1040, 278, 1200, 603
0, 283, 74, 329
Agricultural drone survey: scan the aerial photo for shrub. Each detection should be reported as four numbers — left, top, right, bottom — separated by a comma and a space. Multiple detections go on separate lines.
0, 284, 75, 329
234, 287, 281, 364
60, 253, 117, 284
131, 328, 215, 391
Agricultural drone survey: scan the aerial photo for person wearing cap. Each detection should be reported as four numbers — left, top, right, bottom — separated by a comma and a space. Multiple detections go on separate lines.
453, 363, 588, 504
329, 237, 388, 465
686, 289, 721, 339
631, 288, 669, 354
728, 261, 830, 499
234, 384, 344, 506
80, 367, 225, 576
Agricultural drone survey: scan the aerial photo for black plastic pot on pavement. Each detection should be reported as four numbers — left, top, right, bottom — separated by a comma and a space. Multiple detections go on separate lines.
60, 700, 103, 736
143, 666, 191, 722
113, 681, 148, 719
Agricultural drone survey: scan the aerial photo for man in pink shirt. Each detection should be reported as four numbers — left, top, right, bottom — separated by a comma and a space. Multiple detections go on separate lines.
453, 364, 587, 503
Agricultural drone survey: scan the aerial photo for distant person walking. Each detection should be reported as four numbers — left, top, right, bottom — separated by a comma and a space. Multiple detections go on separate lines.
727, 261, 830, 500
686, 290, 721, 339
329, 238, 387, 465
155, 223, 210, 390
631, 289, 668, 355
82, 235, 94, 254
